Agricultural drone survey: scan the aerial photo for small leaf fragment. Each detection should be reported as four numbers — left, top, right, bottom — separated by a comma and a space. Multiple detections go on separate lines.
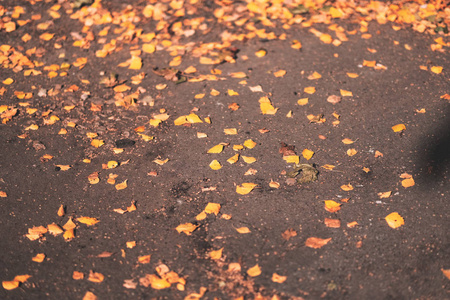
247, 264, 261, 277
176, 223, 199, 235
305, 237, 332, 249
207, 144, 224, 154
209, 160, 222, 170
32, 253, 46, 263
324, 200, 341, 213
272, 273, 287, 283
77, 217, 100, 226
235, 227, 251, 234
236, 183, 257, 195
302, 149, 314, 160
392, 124, 406, 132
209, 248, 223, 260
115, 180, 128, 190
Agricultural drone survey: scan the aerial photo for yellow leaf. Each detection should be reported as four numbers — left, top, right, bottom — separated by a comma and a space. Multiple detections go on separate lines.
340, 89, 353, 97
126, 241, 136, 248
63, 218, 76, 230
321, 164, 335, 170
142, 43, 156, 53
230, 72, 247, 78
247, 264, 261, 277
259, 96, 278, 114
210, 89, 220, 96
236, 183, 257, 195
3, 78, 14, 85
228, 89, 239, 96
184, 66, 197, 74
319, 33, 333, 44
385, 212, 405, 229
378, 191, 392, 198
195, 211, 207, 221
291, 39, 302, 49
174, 116, 188, 125
346, 72, 359, 78
32, 253, 46, 263
2, 280, 19, 290
269, 180, 280, 189
305, 237, 332, 248
227, 154, 239, 164
304, 86, 316, 94
39, 32, 54, 41
113, 84, 131, 93
115, 180, 128, 190
347, 149, 358, 156
138, 255, 151, 264
392, 124, 406, 132
243, 139, 257, 149
324, 200, 341, 213
209, 160, 222, 170
302, 149, 314, 160
207, 144, 224, 154
204, 203, 221, 215
401, 177, 415, 188
56, 165, 71, 171
233, 145, 244, 151
91, 139, 104, 148
342, 138, 354, 144
153, 158, 169, 165
107, 161, 119, 169
63, 228, 75, 241
431, 66, 443, 74
273, 70, 286, 77
255, 49, 266, 57
297, 98, 309, 106
155, 84, 167, 90
197, 132, 207, 138
77, 217, 100, 226
307, 71, 321, 80
286, 110, 293, 118
25, 124, 39, 130
186, 113, 203, 123
224, 128, 237, 135
272, 273, 287, 283
235, 227, 251, 234
149, 119, 162, 127
209, 248, 223, 260
129, 56, 142, 70
341, 184, 354, 191
47, 223, 64, 236
283, 155, 299, 164
148, 275, 171, 290
242, 156, 256, 164
329, 7, 343, 18
176, 223, 199, 235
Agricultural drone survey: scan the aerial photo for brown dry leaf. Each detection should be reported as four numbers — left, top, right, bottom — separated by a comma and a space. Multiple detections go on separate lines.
327, 95, 341, 104
176, 223, 199, 235
378, 191, 392, 199
324, 218, 341, 228
88, 271, 104, 283
305, 237, 332, 249
385, 212, 405, 229
209, 248, 223, 260
77, 217, 100, 226
73, 271, 84, 280
138, 255, 151, 264
247, 264, 261, 277
272, 273, 287, 283
235, 227, 251, 234
32, 253, 46, 263
281, 228, 297, 241
324, 200, 341, 213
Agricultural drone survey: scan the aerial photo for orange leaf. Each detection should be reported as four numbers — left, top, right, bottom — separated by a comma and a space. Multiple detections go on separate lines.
281, 228, 297, 241
324, 218, 340, 228
88, 271, 104, 283
378, 191, 392, 198
340, 89, 353, 97
272, 273, 287, 283
2, 280, 19, 290
138, 255, 151, 264
340, 184, 354, 191
39, 33, 54, 41
204, 203, 221, 215
392, 124, 406, 132
305, 237, 332, 248
324, 200, 341, 213
235, 227, 251, 234
176, 223, 199, 235
32, 253, 46, 263
273, 70, 286, 77
209, 248, 223, 260
385, 212, 404, 229
247, 264, 261, 277
441, 269, 450, 280
302, 149, 314, 160
304, 86, 316, 94
113, 84, 131, 93
77, 216, 100, 226
401, 178, 415, 188
115, 180, 128, 190
347, 149, 358, 156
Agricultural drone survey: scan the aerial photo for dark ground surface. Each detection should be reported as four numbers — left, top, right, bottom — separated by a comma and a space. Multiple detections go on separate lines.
0, 0, 449, 299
